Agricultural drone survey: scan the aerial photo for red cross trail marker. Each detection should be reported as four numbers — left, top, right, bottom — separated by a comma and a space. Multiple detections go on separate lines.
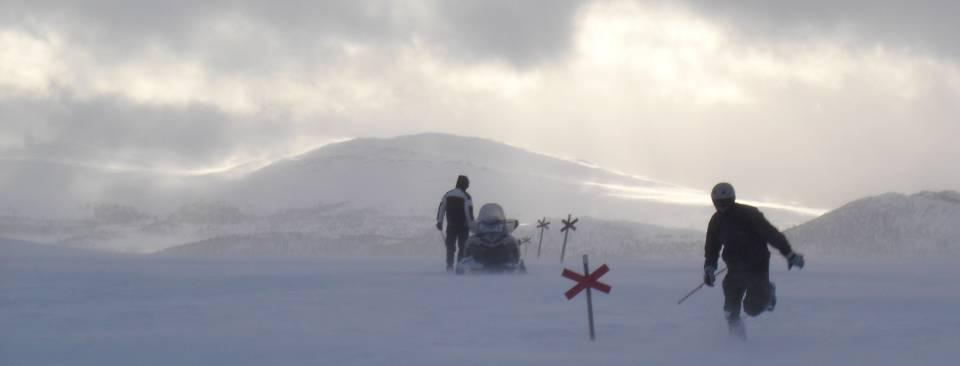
559, 214, 578, 263
562, 255, 611, 341
536, 217, 550, 258
562, 264, 611, 299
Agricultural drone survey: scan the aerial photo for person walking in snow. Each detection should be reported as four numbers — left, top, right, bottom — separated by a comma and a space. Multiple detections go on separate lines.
703, 182, 805, 339
437, 175, 475, 271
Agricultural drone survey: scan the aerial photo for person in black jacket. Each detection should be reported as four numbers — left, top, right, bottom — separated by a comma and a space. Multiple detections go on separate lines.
437, 175, 475, 271
703, 182, 805, 337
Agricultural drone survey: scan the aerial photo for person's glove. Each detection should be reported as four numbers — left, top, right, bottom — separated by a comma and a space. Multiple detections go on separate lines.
436, 222, 443, 231
703, 266, 717, 287
787, 252, 805, 270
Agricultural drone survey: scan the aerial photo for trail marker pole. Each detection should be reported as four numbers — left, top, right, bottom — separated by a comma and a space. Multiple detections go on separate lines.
562, 255, 611, 341
536, 218, 550, 258
583, 256, 596, 341
560, 214, 578, 263
520, 237, 532, 256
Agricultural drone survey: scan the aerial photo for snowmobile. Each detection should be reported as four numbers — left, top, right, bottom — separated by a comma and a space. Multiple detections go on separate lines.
456, 203, 526, 274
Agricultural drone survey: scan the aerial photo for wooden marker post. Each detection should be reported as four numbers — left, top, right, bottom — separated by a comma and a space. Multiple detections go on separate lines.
562, 255, 611, 341
560, 214, 578, 263
536, 218, 550, 258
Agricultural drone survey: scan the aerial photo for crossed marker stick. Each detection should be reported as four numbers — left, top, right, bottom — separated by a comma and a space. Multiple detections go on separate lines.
536, 218, 550, 258
562, 255, 611, 341
560, 214, 578, 263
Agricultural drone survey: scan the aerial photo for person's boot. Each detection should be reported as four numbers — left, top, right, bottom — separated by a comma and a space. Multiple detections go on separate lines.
767, 282, 777, 312
727, 316, 747, 340
725, 310, 747, 340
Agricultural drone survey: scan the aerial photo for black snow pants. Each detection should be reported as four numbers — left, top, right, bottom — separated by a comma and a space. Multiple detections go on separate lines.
445, 226, 469, 267
723, 270, 773, 319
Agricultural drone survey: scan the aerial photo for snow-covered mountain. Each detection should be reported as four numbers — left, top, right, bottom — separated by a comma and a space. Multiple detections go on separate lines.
1, 133, 825, 254
0, 202, 258, 253
218, 133, 815, 229
785, 191, 960, 256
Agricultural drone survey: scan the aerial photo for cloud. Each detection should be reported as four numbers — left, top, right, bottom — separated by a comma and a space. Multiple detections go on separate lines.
678, 0, 960, 59
0, 0, 587, 69
0, 94, 341, 172
0, 0, 958, 212
430, 0, 586, 66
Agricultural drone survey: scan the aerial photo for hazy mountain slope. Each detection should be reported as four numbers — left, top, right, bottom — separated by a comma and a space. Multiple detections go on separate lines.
156, 215, 703, 258
0, 159, 220, 217
221, 133, 811, 229
0, 237, 118, 260
785, 191, 960, 256
1, 133, 821, 253
158, 190, 960, 259
0, 202, 261, 253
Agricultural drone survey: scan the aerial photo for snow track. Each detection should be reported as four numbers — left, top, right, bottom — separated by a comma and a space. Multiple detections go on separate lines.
1, 254, 957, 365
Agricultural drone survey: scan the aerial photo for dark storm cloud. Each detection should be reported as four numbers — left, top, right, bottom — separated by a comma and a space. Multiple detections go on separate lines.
1, 0, 397, 42
680, 0, 960, 58
6, 0, 954, 69
1, 0, 408, 75
0, 0, 588, 68
0, 0, 591, 177
431, 0, 586, 66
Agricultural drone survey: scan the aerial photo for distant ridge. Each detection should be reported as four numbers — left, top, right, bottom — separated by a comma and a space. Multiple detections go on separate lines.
785, 191, 960, 256
0, 237, 119, 260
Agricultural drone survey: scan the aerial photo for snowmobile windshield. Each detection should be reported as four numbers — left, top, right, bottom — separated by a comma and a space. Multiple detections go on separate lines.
475, 204, 518, 233
477, 203, 506, 222
474, 203, 518, 242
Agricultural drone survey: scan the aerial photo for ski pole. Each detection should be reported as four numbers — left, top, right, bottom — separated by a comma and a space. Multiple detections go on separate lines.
677, 267, 727, 305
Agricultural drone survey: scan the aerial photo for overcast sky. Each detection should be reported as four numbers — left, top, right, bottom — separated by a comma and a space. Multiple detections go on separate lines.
2, 0, 958, 209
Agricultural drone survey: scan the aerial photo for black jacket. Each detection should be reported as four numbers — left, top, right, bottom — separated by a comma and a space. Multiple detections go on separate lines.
704, 203, 793, 273
437, 188, 474, 230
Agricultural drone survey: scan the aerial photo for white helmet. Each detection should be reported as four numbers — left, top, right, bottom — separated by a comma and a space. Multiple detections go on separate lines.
711, 182, 736, 201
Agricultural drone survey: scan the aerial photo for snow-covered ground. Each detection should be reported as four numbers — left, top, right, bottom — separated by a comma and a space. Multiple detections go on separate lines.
2, 250, 957, 366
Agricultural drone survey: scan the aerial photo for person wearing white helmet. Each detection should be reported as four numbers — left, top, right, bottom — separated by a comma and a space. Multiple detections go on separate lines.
703, 182, 805, 339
